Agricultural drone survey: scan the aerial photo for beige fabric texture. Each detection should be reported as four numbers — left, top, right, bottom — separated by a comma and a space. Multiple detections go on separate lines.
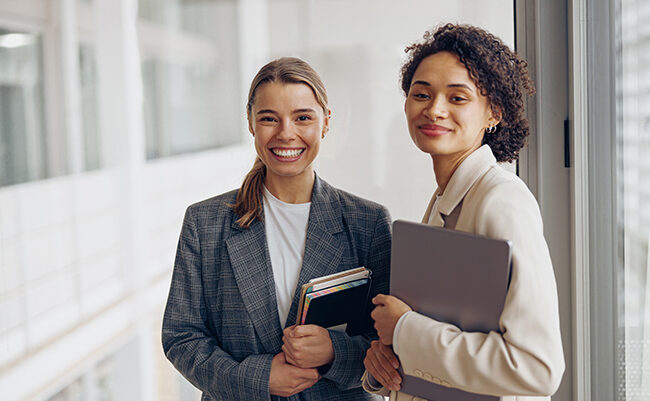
363, 145, 565, 401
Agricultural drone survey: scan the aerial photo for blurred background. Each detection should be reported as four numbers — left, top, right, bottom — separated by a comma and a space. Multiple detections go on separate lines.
0, 0, 514, 400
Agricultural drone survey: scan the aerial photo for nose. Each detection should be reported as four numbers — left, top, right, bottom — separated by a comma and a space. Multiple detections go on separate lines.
423, 95, 448, 121
276, 119, 295, 141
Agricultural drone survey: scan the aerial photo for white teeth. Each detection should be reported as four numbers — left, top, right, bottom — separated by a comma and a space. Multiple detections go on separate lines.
272, 148, 303, 157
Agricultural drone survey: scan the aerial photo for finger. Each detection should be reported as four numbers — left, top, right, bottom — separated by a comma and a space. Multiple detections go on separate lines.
373, 322, 387, 343
281, 344, 291, 359
366, 343, 394, 388
283, 325, 296, 338
379, 335, 392, 346
371, 305, 385, 321
282, 343, 297, 363
303, 367, 320, 381
282, 340, 299, 360
374, 349, 401, 385
378, 343, 400, 369
282, 333, 301, 348
291, 324, 310, 337
289, 374, 320, 396
372, 294, 388, 305
293, 324, 324, 338
372, 342, 401, 386
365, 348, 397, 391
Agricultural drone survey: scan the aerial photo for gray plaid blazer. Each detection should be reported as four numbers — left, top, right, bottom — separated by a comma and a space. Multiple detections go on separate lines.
162, 175, 390, 401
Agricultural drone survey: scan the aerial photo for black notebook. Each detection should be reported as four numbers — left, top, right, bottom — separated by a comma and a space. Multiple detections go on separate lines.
297, 267, 371, 335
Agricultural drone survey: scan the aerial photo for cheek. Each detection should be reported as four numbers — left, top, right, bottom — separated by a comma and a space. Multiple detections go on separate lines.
304, 125, 324, 144
404, 103, 416, 121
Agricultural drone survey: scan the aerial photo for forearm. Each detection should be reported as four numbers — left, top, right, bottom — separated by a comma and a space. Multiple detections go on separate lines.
318, 330, 370, 390
394, 312, 564, 396
163, 329, 273, 400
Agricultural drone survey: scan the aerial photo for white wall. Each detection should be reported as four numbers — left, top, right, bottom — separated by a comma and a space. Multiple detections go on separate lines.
262, 0, 514, 221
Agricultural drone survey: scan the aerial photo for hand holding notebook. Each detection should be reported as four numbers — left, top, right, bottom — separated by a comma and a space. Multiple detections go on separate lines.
296, 267, 372, 334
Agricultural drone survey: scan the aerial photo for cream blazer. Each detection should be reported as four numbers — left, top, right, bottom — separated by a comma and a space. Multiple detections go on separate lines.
363, 145, 565, 401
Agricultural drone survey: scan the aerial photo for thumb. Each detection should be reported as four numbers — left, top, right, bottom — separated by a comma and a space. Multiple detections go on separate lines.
293, 324, 318, 337
372, 294, 387, 305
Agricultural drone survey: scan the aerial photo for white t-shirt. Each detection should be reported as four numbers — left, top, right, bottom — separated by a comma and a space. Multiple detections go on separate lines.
263, 187, 311, 327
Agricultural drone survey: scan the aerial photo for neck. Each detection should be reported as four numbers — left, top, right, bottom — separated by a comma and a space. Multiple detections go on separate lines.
431, 145, 480, 194
264, 170, 315, 204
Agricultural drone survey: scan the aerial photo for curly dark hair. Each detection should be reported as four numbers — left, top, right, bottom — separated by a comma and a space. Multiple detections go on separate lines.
400, 23, 535, 162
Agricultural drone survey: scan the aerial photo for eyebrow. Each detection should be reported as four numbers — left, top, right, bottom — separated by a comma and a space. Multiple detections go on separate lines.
411, 80, 473, 91
256, 108, 317, 115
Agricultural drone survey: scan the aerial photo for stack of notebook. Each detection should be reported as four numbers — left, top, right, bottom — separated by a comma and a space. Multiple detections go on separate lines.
296, 267, 371, 333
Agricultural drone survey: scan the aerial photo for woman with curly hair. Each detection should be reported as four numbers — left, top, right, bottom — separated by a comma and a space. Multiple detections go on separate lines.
362, 24, 565, 400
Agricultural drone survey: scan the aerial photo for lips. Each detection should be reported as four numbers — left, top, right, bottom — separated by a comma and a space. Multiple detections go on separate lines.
270, 147, 305, 160
419, 124, 452, 137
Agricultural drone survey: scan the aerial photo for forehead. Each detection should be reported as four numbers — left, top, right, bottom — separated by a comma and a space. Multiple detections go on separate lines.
412, 51, 476, 88
252, 82, 321, 110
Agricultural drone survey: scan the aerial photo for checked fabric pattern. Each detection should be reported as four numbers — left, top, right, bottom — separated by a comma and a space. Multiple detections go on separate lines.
162, 175, 391, 401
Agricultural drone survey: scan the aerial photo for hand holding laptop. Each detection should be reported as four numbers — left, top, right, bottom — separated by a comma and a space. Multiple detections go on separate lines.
370, 294, 412, 345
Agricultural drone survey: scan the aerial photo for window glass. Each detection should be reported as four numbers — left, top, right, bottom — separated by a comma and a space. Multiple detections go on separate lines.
79, 44, 102, 171
95, 357, 115, 401
142, 58, 240, 159
617, 0, 650, 399
138, 0, 217, 37
138, 0, 241, 159
0, 28, 48, 187
45, 379, 83, 401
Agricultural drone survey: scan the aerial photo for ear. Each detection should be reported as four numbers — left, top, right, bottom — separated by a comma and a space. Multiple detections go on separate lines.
488, 106, 502, 127
247, 114, 255, 136
322, 108, 331, 138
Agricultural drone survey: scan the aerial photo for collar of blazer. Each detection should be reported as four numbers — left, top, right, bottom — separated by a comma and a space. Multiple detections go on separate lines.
226, 174, 346, 353
423, 145, 497, 225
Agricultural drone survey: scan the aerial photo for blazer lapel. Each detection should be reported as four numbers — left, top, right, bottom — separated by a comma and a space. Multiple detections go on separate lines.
226, 218, 283, 353
284, 176, 344, 328
422, 190, 445, 227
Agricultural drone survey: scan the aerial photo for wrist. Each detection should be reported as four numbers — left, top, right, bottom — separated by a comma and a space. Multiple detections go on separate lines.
392, 311, 412, 355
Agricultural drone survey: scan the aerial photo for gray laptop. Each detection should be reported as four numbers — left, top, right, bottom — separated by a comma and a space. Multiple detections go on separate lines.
390, 219, 512, 401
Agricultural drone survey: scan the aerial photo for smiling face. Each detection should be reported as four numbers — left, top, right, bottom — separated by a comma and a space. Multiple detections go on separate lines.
248, 81, 329, 187
404, 51, 499, 162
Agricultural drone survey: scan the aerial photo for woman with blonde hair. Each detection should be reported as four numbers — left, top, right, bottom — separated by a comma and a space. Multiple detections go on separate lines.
163, 57, 390, 400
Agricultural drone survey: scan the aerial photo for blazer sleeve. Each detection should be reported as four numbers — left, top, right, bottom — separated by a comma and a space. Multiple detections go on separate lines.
162, 206, 273, 401
320, 206, 392, 390
393, 182, 565, 397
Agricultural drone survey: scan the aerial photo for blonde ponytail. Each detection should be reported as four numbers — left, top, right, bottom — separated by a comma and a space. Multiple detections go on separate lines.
231, 157, 266, 229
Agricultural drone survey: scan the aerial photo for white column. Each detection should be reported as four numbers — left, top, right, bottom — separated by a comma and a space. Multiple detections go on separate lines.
237, 0, 269, 141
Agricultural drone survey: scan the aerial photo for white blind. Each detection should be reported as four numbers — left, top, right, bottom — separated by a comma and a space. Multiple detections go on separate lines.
619, 0, 650, 400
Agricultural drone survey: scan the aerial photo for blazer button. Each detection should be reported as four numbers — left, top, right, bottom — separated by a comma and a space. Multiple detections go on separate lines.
414, 369, 424, 378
